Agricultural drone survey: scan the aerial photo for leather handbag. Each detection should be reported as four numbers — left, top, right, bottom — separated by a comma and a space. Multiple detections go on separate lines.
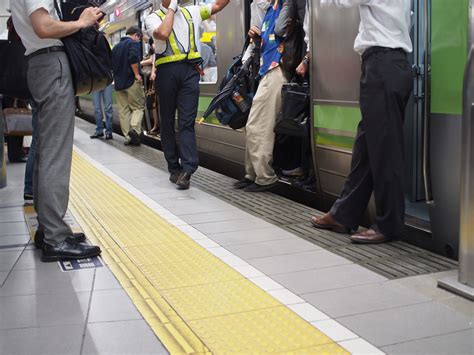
274, 80, 310, 137
3, 100, 33, 136
54, 1, 113, 96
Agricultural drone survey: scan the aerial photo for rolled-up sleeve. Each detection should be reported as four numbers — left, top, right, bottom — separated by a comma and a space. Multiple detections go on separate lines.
25, 0, 50, 16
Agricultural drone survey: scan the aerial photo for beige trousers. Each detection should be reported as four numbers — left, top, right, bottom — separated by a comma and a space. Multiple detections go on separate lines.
245, 66, 288, 185
116, 80, 145, 140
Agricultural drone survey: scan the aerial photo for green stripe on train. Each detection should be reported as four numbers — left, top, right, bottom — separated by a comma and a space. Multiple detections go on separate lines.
313, 104, 359, 150
431, 0, 469, 115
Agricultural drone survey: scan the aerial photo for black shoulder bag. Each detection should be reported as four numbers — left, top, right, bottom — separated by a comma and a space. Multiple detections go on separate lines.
274, 77, 310, 137
54, 0, 113, 96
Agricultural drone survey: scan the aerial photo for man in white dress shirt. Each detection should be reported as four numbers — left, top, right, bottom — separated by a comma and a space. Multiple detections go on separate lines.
311, 0, 414, 244
11, 0, 102, 261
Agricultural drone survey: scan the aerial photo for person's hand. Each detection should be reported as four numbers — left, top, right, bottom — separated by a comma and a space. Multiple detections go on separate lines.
248, 26, 261, 39
150, 71, 156, 81
296, 60, 308, 77
78, 7, 103, 28
169, 0, 178, 13
135, 74, 143, 82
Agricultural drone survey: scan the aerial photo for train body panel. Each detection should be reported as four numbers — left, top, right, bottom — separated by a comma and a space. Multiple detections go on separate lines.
79, 0, 473, 259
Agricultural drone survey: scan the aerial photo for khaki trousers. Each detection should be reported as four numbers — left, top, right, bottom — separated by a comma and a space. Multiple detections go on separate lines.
116, 80, 145, 140
245, 67, 288, 185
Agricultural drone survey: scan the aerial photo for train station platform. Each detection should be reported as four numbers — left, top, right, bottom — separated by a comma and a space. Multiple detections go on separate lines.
0, 118, 472, 354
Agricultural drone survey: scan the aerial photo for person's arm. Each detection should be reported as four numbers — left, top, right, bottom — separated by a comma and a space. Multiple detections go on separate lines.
210, 0, 230, 15
150, 53, 156, 81
129, 42, 142, 82
29, 7, 102, 39
275, 0, 293, 38
321, 0, 370, 8
153, 0, 178, 41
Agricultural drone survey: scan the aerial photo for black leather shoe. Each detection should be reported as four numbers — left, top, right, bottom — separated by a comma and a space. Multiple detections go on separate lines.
244, 181, 278, 192
176, 172, 191, 190
90, 133, 104, 139
105, 133, 113, 140
128, 129, 141, 146
169, 171, 182, 184
34, 229, 86, 249
41, 236, 101, 262
233, 178, 254, 189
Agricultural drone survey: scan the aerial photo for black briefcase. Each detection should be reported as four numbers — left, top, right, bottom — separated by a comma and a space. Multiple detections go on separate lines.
274, 81, 310, 137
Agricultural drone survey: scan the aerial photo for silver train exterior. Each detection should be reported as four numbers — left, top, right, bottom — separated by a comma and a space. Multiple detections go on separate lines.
78, 0, 474, 260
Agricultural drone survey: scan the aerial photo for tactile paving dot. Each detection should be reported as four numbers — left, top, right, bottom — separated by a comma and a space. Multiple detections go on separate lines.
188, 307, 337, 353
161, 279, 281, 321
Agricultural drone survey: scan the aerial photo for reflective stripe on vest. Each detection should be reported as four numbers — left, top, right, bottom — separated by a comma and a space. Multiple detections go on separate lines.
155, 8, 201, 66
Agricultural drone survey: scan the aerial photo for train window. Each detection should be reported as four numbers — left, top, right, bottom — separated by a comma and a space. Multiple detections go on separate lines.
198, 0, 217, 83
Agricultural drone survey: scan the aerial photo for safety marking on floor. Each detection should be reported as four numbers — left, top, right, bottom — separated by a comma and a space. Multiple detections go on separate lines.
58, 257, 104, 272
68, 145, 382, 354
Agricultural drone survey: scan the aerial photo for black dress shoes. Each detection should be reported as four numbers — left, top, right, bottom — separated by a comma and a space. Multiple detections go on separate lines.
90, 133, 104, 139
41, 236, 101, 262
350, 228, 392, 244
169, 171, 182, 184
233, 178, 254, 189
244, 181, 278, 193
128, 129, 141, 146
34, 229, 86, 249
105, 133, 113, 140
176, 172, 191, 190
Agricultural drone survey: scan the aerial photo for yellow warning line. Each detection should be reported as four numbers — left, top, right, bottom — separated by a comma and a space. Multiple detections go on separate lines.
69, 151, 349, 354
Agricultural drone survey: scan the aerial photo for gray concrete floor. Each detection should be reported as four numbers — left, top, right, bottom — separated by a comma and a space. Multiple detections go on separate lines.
0, 121, 472, 354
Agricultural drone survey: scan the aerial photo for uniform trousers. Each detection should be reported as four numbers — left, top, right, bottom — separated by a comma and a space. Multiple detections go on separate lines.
116, 80, 144, 141
245, 66, 288, 185
27, 51, 75, 245
155, 62, 200, 175
330, 49, 413, 237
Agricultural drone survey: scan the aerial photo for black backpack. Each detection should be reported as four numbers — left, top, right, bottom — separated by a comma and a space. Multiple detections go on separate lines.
0, 17, 31, 99
202, 38, 260, 130
54, 1, 113, 96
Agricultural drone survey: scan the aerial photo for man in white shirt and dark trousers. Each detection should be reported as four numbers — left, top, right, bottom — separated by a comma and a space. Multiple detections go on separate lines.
11, 1, 102, 261
145, 0, 229, 190
311, 0, 414, 244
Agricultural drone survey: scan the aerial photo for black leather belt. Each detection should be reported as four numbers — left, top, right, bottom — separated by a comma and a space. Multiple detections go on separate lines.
362, 46, 406, 62
28, 46, 65, 59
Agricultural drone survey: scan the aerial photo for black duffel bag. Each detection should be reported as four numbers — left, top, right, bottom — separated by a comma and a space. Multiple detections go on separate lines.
54, 1, 113, 96
274, 80, 310, 137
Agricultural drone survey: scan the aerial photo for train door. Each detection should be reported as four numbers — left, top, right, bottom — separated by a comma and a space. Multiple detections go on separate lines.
403, 0, 431, 230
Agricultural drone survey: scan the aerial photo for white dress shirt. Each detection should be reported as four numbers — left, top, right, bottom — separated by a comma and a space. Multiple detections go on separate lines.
11, 0, 63, 55
321, 0, 413, 55
145, 4, 212, 56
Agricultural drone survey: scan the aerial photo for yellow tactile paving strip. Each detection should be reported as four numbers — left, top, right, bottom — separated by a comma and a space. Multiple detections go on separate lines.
68, 151, 350, 354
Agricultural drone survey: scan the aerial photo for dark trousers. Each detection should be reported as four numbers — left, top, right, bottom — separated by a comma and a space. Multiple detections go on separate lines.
330, 49, 413, 237
155, 62, 200, 174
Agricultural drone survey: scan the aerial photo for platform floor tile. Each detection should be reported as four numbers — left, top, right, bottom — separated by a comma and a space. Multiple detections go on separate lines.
68, 151, 350, 354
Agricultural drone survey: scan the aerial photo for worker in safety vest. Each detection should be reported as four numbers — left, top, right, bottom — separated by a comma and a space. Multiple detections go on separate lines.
145, 0, 229, 190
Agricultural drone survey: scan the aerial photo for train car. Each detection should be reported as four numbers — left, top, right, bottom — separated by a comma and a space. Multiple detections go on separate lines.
78, 0, 473, 259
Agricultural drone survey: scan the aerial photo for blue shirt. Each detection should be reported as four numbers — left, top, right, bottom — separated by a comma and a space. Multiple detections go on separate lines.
259, 0, 284, 77
111, 37, 142, 91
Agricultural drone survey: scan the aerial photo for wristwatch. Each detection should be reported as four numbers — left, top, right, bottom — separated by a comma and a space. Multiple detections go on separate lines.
302, 55, 309, 65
